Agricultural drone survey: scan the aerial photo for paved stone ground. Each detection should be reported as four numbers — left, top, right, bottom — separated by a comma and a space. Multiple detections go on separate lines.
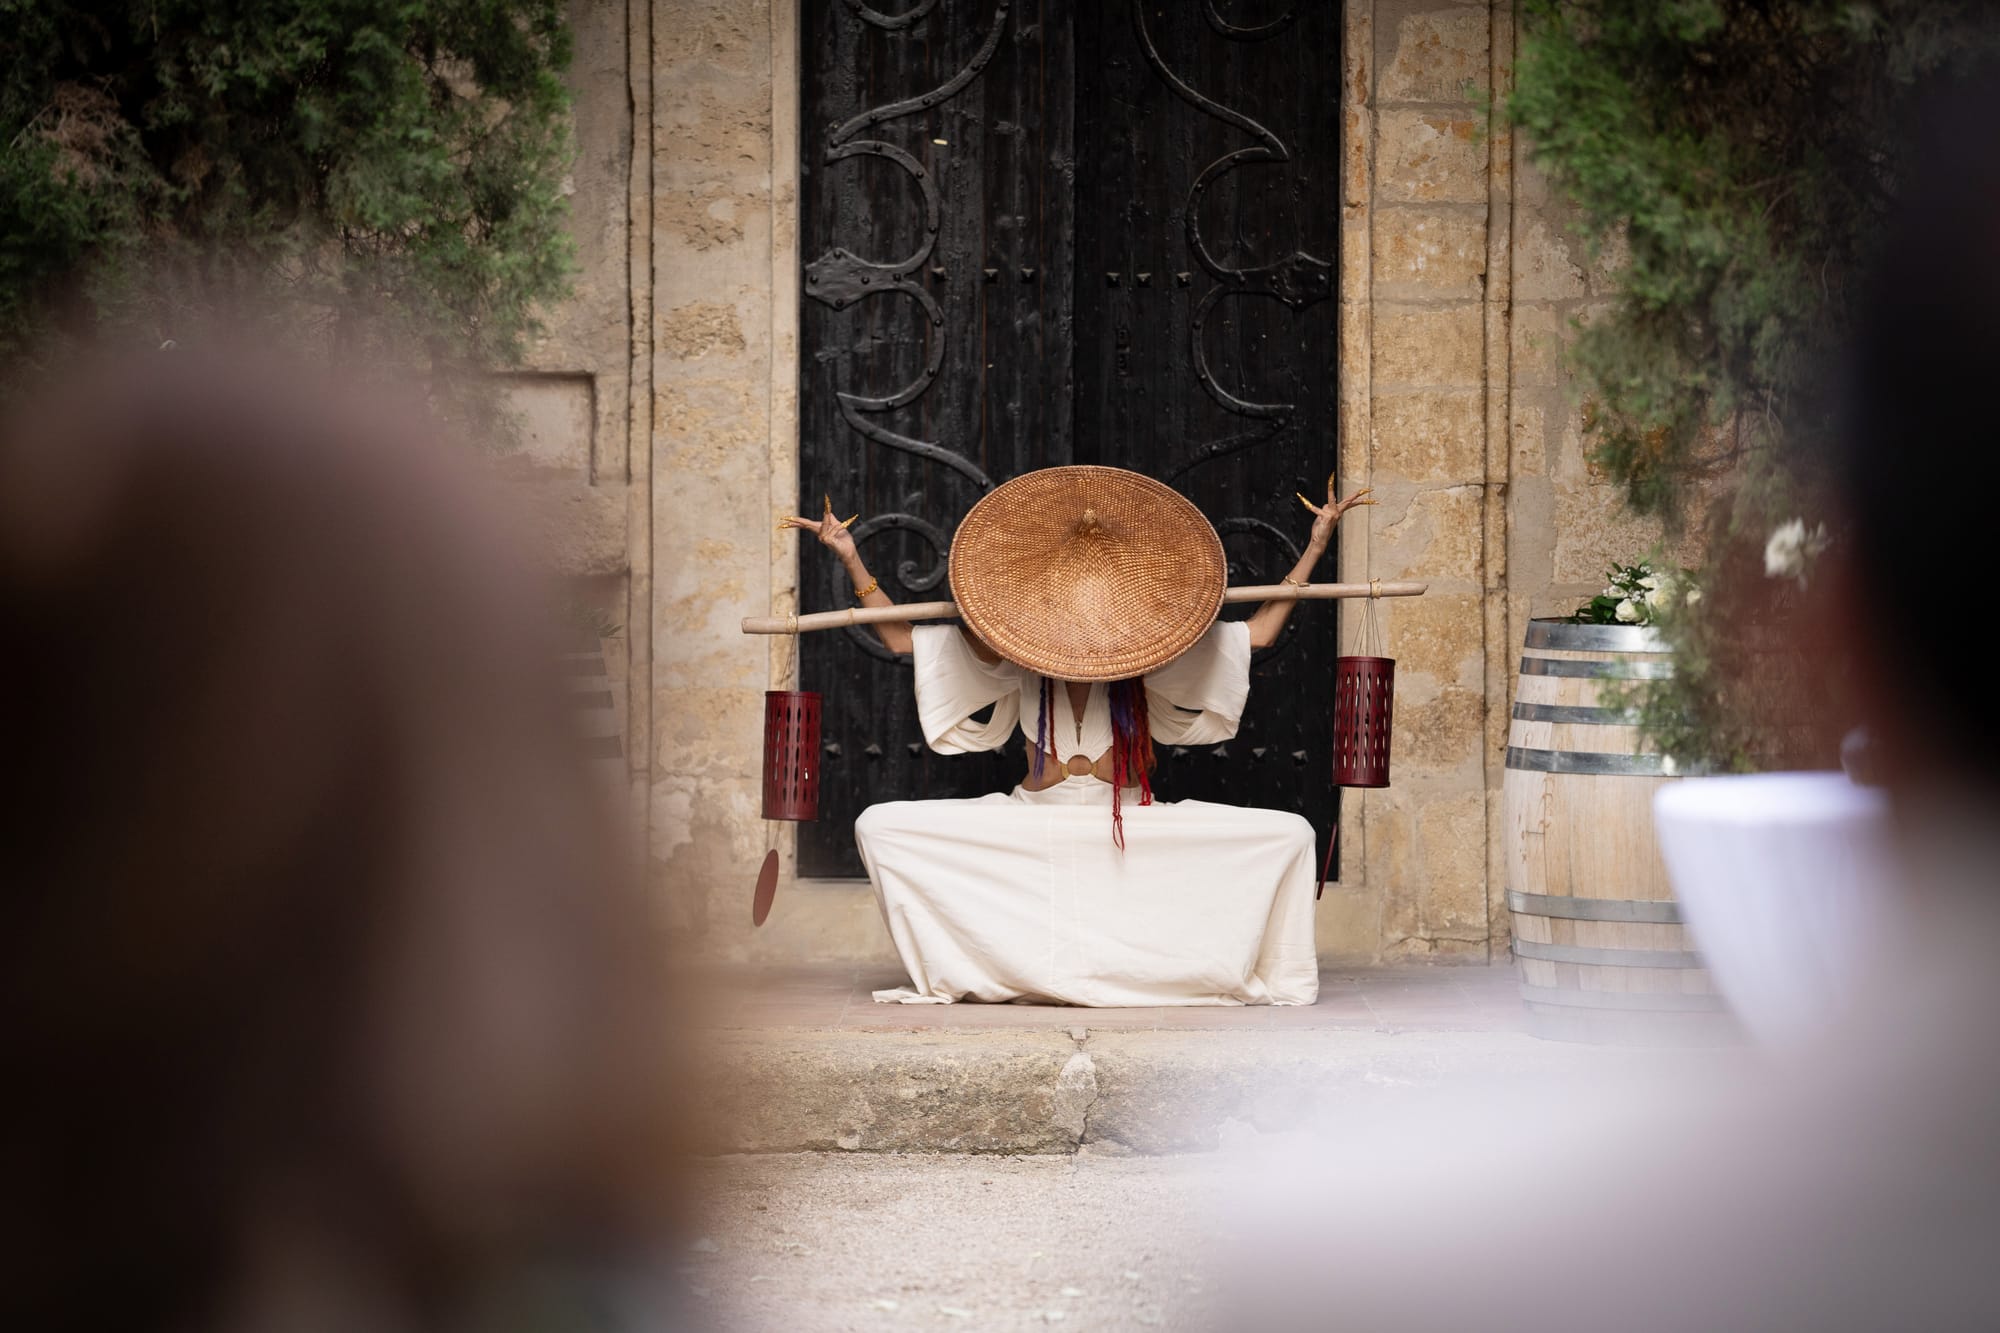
681, 965, 1672, 1156
670, 965, 1724, 1327
686, 963, 1527, 1033
683, 1151, 1233, 1332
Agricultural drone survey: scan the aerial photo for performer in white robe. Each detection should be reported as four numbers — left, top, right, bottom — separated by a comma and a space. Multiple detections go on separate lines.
784, 467, 1373, 1008
857, 620, 1321, 1006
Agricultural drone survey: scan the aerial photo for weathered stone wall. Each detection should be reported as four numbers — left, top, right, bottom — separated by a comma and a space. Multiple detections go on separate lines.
652, 1, 789, 957
1329, 0, 1698, 962
1329, 0, 1503, 962
644, 1, 899, 962
539, 0, 1690, 965
513, 0, 641, 791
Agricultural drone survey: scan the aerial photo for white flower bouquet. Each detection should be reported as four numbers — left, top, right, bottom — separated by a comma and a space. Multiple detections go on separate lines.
1570, 560, 1696, 628
1763, 517, 1831, 584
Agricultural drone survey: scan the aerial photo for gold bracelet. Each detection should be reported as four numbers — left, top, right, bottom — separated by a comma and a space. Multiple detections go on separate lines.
1282, 576, 1311, 590
853, 576, 879, 599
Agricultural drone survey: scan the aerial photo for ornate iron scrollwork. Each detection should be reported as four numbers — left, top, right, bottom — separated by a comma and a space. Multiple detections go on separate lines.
841, 0, 941, 31
1218, 516, 1305, 658
809, 0, 1011, 609
827, 1, 1011, 147
1203, 1, 1297, 42
832, 511, 953, 661
1132, 1, 1331, 486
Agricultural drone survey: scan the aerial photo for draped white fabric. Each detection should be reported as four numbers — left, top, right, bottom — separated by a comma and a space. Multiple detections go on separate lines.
860, 622, 1320, 1006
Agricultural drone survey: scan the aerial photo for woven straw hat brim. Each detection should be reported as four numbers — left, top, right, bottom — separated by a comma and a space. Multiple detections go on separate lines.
949, 466, 1226, 681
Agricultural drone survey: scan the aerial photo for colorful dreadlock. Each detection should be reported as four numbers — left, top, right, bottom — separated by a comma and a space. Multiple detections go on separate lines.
1106, 679, 1155, 849
1030, 675, 1055, 784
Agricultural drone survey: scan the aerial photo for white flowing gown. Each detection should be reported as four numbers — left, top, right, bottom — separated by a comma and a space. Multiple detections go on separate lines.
856, 622, 1320, 1007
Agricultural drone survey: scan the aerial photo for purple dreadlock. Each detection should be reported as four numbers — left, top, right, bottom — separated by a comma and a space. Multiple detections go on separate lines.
1030, 675, 1055, 784
1032, 677, 1153, 847
1106, 679, 1155, 849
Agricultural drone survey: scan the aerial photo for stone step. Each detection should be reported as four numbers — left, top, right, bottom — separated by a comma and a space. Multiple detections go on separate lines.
695, 1026, 1635, 1155
685, 967, 1652, 1155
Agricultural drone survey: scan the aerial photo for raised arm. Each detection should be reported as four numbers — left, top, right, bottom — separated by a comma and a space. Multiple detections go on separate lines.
781, 495, 912, 655
1245, 477, 1375, 650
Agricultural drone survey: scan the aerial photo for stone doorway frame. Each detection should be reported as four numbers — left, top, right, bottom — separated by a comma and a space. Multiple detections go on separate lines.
650, 0, 1523, 965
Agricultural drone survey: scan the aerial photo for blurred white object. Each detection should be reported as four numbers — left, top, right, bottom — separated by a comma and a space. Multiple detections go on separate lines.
1653, 772, 1896, 1045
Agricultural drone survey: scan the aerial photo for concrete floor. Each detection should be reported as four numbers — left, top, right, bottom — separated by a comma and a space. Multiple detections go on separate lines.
688, 963, 1528, 1033
686, 1151, 1230, 1332
681, 964, 1680, 1156
675, 966, 1715, 1327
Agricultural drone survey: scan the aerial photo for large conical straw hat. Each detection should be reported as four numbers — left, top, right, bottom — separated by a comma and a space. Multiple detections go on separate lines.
948, 466, 1226, 681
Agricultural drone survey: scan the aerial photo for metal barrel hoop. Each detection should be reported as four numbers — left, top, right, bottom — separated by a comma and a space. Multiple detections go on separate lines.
1504, 745, 1676, 778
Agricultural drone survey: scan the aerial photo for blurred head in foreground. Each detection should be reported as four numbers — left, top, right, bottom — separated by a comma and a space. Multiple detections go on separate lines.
1835, 76, 2000, 808
1218, 70, 2000, 1333
0, 353, 675, 1331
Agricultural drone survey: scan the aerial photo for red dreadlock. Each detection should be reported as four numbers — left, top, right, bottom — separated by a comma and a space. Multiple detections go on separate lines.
1107, 679, 1154, 849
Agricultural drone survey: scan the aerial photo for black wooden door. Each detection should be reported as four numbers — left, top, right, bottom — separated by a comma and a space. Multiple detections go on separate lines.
799, 1, 1339, 877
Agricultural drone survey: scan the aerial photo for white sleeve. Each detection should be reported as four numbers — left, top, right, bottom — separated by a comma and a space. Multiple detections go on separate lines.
1143, 620, 1251, 745
911, 624, 1024, 754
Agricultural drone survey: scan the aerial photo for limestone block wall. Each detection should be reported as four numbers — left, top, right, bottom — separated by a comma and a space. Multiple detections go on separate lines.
640, 0, 903, 962
549, 0, 1690, 965
1332, 0, 1698, 961
649, 2, 780, 950
507, 0, 645, 808
521, 0, 635, 502
1331, 0, 1503, 962
1505, 159, 1690, 626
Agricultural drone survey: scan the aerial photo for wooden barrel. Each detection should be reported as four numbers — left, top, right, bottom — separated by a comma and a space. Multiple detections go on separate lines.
1505, 619, 1733, 1044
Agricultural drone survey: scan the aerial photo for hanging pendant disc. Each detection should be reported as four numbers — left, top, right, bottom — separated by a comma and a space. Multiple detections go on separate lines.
753, 849, 780, 926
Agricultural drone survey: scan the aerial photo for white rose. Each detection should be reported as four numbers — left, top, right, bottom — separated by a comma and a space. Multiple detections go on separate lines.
1765, 518, 1833, 581
1765, 518, 1807, 578
1614, 598, 1641, 623
1646, 586, 1671, 610
1685, 586, 1703, 606
1638, 574, 1661, 590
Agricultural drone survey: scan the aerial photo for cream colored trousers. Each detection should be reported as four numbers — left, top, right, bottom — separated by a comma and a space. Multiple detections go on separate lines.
857, 774, 1320, 1007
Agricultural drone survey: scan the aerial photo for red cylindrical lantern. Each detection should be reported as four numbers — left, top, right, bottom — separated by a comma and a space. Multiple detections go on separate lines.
1332, 655, 1394, 788
762, 690, 821, 821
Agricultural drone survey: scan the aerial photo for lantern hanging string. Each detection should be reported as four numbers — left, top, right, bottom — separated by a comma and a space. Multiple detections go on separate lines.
1356, 578, 1386, 658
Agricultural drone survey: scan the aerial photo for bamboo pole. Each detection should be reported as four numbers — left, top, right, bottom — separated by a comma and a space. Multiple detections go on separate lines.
740, 581, 1427, 635
1220, 581, 1427, 602
741, 601, 960, 636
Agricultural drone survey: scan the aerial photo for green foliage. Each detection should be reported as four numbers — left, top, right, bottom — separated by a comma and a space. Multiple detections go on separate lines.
0, 0, 574, 376
1617, 531, 1832, 775
1566, 560, 1691, 628
1511, 0, 2000, 768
